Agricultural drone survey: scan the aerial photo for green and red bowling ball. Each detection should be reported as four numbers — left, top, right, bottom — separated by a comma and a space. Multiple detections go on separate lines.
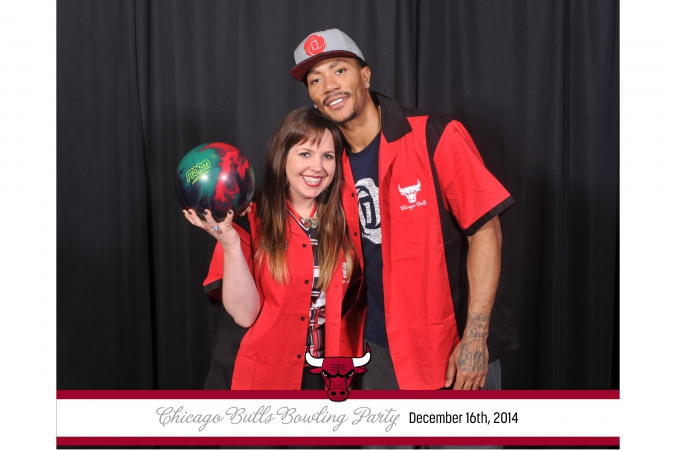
176, 142, 255, 222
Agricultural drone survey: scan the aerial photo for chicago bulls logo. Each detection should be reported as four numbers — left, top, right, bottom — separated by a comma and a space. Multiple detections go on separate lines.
304, 34, 326, 56
305, 345, 371, 402
398, 179, 421, 203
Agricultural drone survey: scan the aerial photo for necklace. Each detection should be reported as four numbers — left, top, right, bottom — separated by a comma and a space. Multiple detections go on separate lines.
295, 202, 319, 229
298, 215, 319, 229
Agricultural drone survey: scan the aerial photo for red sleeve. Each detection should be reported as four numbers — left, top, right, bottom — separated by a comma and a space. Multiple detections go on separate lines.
203, 206, 257, 301
433, 121, 514, 234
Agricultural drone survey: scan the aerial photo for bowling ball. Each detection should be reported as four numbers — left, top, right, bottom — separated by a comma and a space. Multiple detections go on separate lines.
176, 142, 255, 222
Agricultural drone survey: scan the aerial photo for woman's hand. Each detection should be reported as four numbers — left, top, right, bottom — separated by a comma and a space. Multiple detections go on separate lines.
182, 209, 240, 251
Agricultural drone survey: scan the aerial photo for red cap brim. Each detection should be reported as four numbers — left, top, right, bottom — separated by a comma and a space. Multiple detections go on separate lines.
290, 51, 361, 81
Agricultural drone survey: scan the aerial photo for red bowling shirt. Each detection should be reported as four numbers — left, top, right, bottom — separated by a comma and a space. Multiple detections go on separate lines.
204, 203, 365, 390
341, 93, 516, 390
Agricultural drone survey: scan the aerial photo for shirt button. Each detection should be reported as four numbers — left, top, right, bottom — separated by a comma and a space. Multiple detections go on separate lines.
353, 232, 358, 236
305, 280, 309, 284
301, 317, 305, 321
302, 243, 307, 248
297, 355, 301, 359
351, 193, 355, 197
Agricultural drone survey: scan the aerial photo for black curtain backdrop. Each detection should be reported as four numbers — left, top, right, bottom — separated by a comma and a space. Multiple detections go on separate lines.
57, 0, 619, 390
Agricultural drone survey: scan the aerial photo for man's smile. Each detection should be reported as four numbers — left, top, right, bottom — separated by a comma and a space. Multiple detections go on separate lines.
324, 93, 350, 109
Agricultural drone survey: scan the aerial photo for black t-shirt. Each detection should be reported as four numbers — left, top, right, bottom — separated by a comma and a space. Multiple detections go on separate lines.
346, 133, 389, 349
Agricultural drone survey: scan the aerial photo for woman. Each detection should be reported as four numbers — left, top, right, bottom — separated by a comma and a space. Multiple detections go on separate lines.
184, 107, 365, 390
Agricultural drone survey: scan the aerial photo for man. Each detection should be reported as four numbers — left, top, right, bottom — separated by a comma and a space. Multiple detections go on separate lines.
290, 29, 517, 390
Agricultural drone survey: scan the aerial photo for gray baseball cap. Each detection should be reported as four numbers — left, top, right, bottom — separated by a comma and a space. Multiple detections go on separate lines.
291, 29, 365, 81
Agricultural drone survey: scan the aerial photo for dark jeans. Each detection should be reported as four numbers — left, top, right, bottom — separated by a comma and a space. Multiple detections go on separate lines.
360, 341, 502, 450
361, 340, 501, 390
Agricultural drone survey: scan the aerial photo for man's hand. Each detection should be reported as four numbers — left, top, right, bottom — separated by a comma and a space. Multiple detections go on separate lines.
445, 313, 490, 389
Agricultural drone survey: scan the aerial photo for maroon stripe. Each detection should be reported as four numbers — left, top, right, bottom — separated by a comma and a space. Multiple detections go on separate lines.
57, 389, 619, 399
56, 436, 620, 446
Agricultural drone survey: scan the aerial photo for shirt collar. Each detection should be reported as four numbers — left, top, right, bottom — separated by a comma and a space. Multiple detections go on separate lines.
371, 91, 412, 143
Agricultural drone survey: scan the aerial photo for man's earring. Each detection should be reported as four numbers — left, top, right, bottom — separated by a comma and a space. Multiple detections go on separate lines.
365, 83, 370, 89
314, 104, 318, 109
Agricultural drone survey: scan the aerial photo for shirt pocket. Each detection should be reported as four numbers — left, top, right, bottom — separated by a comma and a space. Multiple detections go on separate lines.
390, 171, 436, 223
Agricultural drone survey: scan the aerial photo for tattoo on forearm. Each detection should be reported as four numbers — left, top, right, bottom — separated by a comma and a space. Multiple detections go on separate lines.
465, 313, 489, 339
458, 313, 489, 372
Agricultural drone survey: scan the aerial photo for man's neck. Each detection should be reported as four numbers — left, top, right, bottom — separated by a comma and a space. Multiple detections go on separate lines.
339, 97, 380, 153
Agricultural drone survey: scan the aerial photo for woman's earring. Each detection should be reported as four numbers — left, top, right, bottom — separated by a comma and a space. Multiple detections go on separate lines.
365, 83, 370, 89
314, 104, 318, 109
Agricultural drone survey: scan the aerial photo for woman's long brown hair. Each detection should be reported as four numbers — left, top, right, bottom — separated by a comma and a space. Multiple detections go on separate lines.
255, 107, 356, 289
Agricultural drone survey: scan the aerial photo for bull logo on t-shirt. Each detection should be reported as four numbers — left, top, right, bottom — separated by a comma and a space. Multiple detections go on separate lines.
398, 179, 422, 203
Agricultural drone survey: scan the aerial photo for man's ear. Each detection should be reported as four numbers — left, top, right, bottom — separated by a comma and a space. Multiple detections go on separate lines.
361, 66, 371, 87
